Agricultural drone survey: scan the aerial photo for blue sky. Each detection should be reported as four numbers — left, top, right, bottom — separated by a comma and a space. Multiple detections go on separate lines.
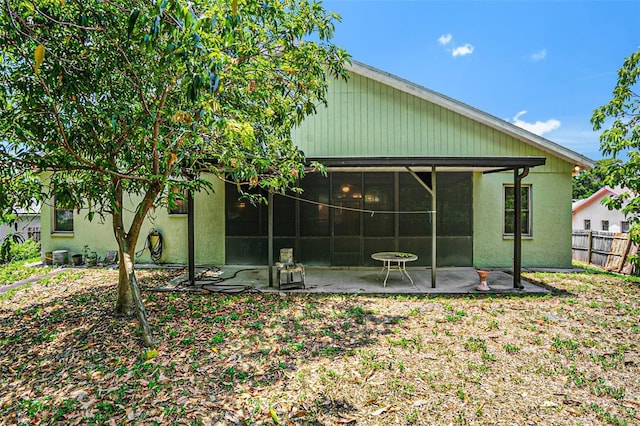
322, 0, 640, 160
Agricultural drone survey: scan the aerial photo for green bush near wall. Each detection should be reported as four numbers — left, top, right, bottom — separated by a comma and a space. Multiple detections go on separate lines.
0, 238, 41, 263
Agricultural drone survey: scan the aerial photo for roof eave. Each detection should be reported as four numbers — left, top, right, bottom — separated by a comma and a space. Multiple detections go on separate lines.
308, 156, 546, 173
572, 187, 617, 214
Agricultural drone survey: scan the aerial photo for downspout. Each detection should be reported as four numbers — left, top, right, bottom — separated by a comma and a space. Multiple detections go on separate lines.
513, 166, 529, 289
268, 191, 274, 287
188, 189, 195, 285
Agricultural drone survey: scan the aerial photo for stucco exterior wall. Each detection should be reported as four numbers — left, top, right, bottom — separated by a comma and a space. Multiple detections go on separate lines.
473, 165, 574, 268
40, 174, 225, 265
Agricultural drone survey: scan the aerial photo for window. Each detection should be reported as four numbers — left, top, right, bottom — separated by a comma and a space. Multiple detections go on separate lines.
53, 199, 73, 232
583, 219, 591, 230
27, 227, 41, 242
168, 188, 189, 215
504, 185, 531, 236
601, 220, 609, 231
621, 221, 630, 233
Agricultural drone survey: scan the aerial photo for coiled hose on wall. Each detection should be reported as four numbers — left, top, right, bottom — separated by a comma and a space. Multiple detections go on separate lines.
147, 229, 163, 263
136, 228, 163, 263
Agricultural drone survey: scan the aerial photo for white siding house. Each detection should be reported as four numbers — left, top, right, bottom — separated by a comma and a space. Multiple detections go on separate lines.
572, 187, 628, 233
0, 205, 41, 243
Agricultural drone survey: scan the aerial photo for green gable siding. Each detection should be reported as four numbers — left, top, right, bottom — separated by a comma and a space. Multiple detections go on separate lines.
293, 73, 568, 174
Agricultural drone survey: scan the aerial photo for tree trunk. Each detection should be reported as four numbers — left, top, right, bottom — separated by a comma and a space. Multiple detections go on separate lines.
115, 235, 156, 347
115, 247, 135, 316
113, 180, 133, 315
112, 178, 157, 347
124, 249, 156, 347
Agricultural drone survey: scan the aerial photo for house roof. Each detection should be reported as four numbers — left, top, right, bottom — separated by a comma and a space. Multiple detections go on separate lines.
14, 204, 41, 216
572, 186, 622, 214
346, 60, 597, 170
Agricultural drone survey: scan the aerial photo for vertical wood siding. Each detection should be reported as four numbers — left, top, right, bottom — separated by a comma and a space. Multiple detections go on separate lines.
292, 73, 569, 173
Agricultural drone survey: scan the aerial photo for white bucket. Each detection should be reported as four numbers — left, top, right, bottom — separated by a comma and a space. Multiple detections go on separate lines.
279, 248, 294, 264
52, 250, 68, 265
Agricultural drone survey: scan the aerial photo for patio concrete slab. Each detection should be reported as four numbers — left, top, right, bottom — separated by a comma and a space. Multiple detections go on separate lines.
182, 266, 550, 295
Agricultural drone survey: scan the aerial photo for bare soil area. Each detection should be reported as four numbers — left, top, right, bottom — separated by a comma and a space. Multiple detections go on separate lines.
1, 267, 639, 425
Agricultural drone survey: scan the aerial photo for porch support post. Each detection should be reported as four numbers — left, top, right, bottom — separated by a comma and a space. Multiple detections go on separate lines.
431, 165, 437, 288
187, 189, 195, 285
513, 167, 529, 289
268, 191, 274, 287
407, 166, 437, 288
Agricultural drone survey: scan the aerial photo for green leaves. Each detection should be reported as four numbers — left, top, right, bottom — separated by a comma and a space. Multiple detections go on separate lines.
572, 159, 622, 199
127, 9, 140, 36
1, 0, 349, 236
591, 47, 640, 242
34, 44, 45, 74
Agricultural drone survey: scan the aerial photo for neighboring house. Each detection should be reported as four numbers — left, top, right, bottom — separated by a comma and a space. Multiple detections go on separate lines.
40, 60, 595, 269
0, 205, 41, 243
572, 187, 629, 233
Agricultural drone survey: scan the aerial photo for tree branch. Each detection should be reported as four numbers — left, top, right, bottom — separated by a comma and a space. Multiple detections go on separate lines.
107, 34, 153, 117
152, 84, 174, 176
33, 5, 103, 31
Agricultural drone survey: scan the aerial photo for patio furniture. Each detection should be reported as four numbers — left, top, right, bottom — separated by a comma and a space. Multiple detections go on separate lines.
275, 248, 305, 290
371, 251, 418, 287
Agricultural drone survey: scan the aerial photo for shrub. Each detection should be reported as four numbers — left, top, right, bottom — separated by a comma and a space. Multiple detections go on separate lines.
12, 238, 41, 261
0, 236, 40, 263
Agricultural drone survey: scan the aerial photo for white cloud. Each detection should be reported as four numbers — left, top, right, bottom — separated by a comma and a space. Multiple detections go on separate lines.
512, 110, 561, 136
438, 33, 452, 45
438, 34, 474, 57
452, 43, 474, 57
530, 49, 547, 62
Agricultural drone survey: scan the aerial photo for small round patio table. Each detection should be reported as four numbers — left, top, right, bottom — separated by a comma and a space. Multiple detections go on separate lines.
371, 252, 418, 287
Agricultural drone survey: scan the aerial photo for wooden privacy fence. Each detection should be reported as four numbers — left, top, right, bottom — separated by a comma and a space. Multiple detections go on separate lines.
572, 230, 638, 275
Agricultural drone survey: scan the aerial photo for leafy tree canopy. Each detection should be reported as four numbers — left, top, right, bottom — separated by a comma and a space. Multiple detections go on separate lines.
572, 158, 622, 200
592, 48, 640, 240
0, 0, 349, 345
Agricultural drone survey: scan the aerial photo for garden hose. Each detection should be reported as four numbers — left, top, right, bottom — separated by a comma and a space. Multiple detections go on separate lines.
135, 228, 164, 263
147, 229, 163, 263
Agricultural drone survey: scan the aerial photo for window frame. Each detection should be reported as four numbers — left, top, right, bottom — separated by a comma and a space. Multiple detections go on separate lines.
621, 221, 630, 233
168, 188, 189, 215
583, 219, 591, 231
503, 184, 532, 237
601, 220, 609, 232
53, 198, 74, 233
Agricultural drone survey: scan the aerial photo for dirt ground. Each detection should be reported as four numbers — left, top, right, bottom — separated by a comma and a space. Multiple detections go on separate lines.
1, 266, 639, 425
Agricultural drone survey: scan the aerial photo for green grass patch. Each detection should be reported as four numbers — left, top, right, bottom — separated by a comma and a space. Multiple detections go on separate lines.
464, 337, 487, 353
0, 257, 46, 286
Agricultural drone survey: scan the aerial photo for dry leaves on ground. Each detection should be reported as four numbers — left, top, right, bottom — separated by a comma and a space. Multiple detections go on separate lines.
1, 266, 639, 425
